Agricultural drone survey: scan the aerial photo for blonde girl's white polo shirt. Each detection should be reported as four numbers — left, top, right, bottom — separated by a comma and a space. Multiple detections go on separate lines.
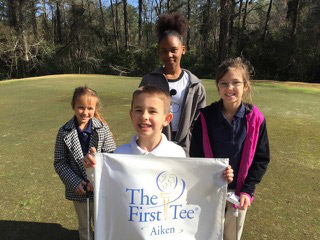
114, 134, 186, 157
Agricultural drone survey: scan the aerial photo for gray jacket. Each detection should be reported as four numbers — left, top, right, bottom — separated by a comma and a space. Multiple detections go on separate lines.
139, 67, 206, 156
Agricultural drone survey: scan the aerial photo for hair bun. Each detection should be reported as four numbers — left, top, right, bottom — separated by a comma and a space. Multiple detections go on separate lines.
156, 12, 188, 40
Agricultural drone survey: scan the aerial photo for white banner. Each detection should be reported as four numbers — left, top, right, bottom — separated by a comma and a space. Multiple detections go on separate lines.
94, 153, 228, 240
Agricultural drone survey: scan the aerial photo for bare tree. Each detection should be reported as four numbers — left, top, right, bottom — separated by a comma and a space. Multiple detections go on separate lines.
218, 0, 230, 63
29, 0, 38, 40
228, 0, 236, 53
110, 0, 119, 53
200, 0, 212, 50
98, 0, 108, 47
262, 0, 273, 42
17, 0, 30, 77
56, 2, 62, 43
138, 0, 143, 46
7, 0, 17, 28
186, 0, 191, 50
287, 0, 300, 39
154, 0, 164, 16
242, 0, 249, 31
41, 0, 50, 41
123, 0, 129, 51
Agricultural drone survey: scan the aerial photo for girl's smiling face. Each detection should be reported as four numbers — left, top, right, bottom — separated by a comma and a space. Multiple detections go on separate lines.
218, 68, 248, 109
159, 35, 185, 70
73, 95, 97, 129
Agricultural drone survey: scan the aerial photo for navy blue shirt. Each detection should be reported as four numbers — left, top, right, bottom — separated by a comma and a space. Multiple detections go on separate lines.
75, 118, 92, 156
212, 102, 247, 189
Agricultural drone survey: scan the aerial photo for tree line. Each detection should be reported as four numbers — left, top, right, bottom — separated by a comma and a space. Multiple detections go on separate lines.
0, 0, 319, 82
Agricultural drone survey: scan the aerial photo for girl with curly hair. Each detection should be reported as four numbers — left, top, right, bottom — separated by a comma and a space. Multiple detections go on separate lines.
139, 12, 206, 156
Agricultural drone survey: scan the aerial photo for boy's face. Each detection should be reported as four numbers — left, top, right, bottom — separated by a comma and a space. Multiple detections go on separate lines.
130, 93, 172, 141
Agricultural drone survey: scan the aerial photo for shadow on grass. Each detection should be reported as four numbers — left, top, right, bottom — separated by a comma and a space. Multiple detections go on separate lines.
1, 220, 78, 240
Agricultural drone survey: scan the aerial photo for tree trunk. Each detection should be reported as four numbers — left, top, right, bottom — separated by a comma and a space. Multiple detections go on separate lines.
41, 0, 50, 41
56, 2, 62, 43
138, 0, 142, 46
115, 0, 120, 44
17, 0, 29, 77
242, 0, 249, 31
186, 0, 191, 50
262, 0, 273, 42
7, 0, 17, 28
155, 0, 162, 16
218, 0, 230, 63
123, 0, 129, 51
143, 2, 150, 47
30, 0, 38, 40
228, 0, 236, 54
237, 0, 243, 52
98, 0, 108, 47
200, 0, 211, 50
288, 0, 300, 39
238, 0, 243, 29
110, 0, 119, 53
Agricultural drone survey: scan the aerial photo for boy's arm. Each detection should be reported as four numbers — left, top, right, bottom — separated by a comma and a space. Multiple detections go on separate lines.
54, 129, 83, 192
241, 119, 270, 196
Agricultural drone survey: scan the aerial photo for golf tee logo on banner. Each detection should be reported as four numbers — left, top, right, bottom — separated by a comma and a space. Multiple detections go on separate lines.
127, 171, 198, 235
94, 153, 228, 240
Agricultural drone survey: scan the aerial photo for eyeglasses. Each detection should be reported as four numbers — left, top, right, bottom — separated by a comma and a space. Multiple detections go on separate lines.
218, 81, 243, 88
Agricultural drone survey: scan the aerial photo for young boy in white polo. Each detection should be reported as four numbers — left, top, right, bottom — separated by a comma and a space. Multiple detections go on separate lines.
83, 85, 233, 182
114, 85, 186, 156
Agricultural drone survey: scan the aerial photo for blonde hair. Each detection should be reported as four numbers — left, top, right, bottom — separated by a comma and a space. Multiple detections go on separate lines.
71, 85, 107, 124
131, 85, 171, 113
216, 57, 253, 104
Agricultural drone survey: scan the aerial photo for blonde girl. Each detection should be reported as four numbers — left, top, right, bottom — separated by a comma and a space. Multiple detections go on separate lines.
190, 58, 270, 240
54, 85, 116, 240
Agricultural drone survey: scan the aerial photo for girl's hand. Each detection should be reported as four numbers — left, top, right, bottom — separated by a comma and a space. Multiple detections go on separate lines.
239, 193, 251, 210
83, 147, 97, 168
224, 165, 234, 184
75, 181, 87, 195
86, 182, 94, 192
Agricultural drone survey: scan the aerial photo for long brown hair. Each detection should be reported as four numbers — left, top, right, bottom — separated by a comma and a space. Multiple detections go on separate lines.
71, 85, 107, 124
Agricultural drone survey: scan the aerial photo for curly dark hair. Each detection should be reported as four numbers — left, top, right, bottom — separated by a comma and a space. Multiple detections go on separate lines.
156, 12, 188, 43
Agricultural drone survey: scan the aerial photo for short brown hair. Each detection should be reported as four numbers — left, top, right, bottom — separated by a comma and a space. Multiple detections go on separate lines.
131, 85, 171, 113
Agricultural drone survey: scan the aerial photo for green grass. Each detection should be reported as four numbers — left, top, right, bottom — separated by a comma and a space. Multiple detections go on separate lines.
0, 75, 319, 239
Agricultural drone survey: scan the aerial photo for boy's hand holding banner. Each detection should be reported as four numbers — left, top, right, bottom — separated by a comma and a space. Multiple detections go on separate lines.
94, 153, 228, 240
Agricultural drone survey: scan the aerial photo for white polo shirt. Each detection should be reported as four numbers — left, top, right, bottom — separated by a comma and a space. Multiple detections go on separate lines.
86, 134, 186, 184
114, 134, 186, 157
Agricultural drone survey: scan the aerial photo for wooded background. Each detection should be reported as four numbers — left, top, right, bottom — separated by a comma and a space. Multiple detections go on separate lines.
1, 0, 319, 82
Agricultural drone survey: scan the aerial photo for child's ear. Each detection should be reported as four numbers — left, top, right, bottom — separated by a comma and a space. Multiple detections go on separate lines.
129, 110, 133, 121
243, 82, 249, 92
163, 112, 173, 127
